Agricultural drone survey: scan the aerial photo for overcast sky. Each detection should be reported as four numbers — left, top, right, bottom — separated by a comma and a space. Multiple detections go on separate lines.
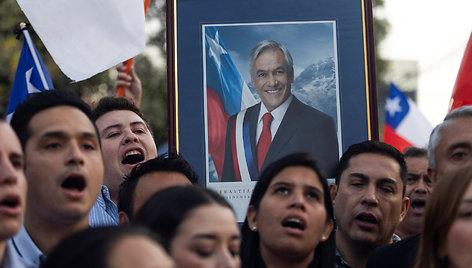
379, 0, 472, 125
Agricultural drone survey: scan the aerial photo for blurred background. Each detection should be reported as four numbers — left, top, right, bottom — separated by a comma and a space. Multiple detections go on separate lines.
0, 0, 168, 148
1, 0, 471, 146
375, 0, 472, 127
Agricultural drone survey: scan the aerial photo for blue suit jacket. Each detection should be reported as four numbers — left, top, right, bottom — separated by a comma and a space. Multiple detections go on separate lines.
222, 97, 339, 181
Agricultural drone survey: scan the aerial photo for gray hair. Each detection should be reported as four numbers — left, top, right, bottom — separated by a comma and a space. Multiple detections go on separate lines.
428, 105, 472, 168
248, 40, 294, 75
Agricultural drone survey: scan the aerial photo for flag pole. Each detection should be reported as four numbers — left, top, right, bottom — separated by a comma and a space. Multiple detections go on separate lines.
19, 22, 51, 90
117, 0, 151, 97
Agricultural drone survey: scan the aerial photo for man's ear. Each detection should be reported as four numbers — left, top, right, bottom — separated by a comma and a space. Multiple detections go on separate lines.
399, 197, 410, 222
329, 183, 338, 205
118, 211, 130, 226
246, 205, 258, 230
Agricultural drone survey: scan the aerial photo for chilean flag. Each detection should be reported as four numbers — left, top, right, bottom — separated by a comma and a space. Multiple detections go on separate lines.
6, 35, 53, 123
205, 26, 256, 181
450, 33, 472, 111
383, 83, 433, 152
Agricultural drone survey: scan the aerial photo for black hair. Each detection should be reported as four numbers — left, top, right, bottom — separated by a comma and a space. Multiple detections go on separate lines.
10, 90, 96, 149
118, 152, 199, 220
240, 152, 335, 268
133, 185, 233, 252
335, 140, 407, 195
42, 226, 163, 268
91, 97, 152, 136
403, 146, 427, 158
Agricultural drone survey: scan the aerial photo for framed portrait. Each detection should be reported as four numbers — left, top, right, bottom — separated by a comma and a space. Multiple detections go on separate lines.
167, 0, 378, 221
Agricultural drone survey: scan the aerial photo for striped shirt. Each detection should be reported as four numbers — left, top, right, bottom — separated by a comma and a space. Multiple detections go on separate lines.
89, 185, 119, 227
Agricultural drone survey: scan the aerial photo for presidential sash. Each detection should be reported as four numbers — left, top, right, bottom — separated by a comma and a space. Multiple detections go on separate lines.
230, 109, 258, 181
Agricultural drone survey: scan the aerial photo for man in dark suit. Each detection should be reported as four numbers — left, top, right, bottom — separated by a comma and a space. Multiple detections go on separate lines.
222, 40, 338, 182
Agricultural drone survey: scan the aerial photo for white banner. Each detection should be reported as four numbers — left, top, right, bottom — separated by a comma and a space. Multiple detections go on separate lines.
16, 0, 146, 81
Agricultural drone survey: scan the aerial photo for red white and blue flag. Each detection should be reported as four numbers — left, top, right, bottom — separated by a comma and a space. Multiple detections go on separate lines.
383, 83, 433, 152
205, 26, 256, 181
6, 30, 53, 123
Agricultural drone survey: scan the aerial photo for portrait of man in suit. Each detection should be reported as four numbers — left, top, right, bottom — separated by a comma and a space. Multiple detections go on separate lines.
221, 40, 339, 182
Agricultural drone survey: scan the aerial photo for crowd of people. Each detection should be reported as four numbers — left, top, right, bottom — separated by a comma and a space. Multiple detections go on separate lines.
2, 42, 472, 268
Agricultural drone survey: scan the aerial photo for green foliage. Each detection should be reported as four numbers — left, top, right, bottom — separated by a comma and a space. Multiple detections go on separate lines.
0, 0, 27, 116
372, 0, 390, 89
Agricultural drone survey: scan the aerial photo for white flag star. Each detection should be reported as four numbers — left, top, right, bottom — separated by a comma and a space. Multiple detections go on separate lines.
206, 31, 228, 70
385, 96, 402, 117
26, 68, 41, 94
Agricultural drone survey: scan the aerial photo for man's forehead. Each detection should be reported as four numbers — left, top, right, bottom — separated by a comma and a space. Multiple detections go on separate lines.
97, 110, 145, 128
254, 49, 287, 66
438, 119, 472, 151
344, 153, 401, 178
405, 157, 428, 169
30, 106, 96, 135
257, 47, 282, 57
441, 116, 472, 134
348, 152, 398, 164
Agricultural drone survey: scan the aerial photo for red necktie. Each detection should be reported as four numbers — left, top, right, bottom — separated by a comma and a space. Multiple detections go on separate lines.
257, 113, 273, 170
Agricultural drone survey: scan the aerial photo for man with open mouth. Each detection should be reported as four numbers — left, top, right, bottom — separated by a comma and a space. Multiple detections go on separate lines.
330, 141, 409, 268
0, 121, 34, 268
394, 147, 431, 239
9, 90, 104, 267
89, 97, 157, 227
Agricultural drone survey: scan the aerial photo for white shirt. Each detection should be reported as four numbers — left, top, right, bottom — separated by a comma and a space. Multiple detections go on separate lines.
256, 95, 293, 144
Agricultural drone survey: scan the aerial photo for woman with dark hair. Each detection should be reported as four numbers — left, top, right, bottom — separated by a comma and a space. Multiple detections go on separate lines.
414, 164, 472, 268
241, 152, 335, 268
134, 185, 241, 268
42, 226, 174, 268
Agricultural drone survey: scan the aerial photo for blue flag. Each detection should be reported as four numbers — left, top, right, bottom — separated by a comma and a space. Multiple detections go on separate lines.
6, 37, 53, 122
206, 26, 247, 115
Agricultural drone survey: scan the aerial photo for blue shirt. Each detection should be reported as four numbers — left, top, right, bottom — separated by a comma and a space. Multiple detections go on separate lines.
89, 185, 119, 227
3, 242, 36, 268
9, 225, 43, 268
